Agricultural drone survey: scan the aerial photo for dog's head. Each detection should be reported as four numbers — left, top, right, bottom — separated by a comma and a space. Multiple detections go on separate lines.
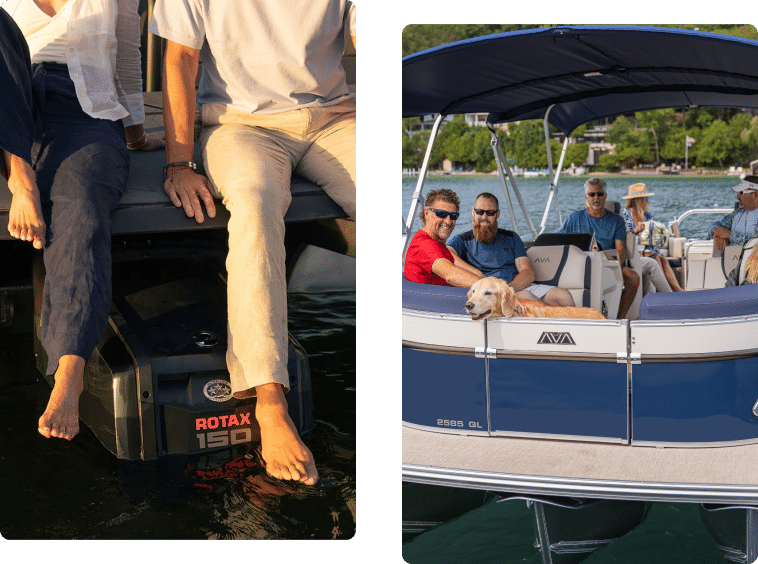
465, 277, 519, 320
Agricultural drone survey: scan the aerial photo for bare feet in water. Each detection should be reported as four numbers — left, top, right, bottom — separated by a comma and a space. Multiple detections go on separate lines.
4, 151, 46, 250
38, 355, 85, 440
255, 383, 318, 485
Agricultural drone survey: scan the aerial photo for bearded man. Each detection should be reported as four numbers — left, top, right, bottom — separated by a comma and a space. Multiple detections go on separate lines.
447, 192, 574, 306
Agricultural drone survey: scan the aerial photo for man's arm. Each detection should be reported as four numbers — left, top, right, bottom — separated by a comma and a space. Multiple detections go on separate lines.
447, 246, 485, 278
431, 258, 482, 288
509, 256, 536, 291
162, 40, 217, 223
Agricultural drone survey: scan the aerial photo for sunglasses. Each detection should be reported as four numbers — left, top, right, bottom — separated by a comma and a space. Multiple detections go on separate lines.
426, 207, 460, 220
474, 208, 498, 216
738, 190, 757, 196
586, 192, 606, 198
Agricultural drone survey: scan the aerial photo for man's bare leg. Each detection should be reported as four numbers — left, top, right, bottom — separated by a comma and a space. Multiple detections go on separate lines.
4, 150, 46, 250
618, 268, 640, 319
38, 354, 85, 440
255, 383, 318, 485
542, 287, 575, 307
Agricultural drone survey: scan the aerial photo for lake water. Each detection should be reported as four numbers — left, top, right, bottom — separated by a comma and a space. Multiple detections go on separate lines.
402, 174, 742, 242
402, 174, 745, 563
0, 291, 355, 540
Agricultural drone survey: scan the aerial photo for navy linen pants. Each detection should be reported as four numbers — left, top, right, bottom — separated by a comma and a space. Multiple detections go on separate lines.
1, 12, 129, 375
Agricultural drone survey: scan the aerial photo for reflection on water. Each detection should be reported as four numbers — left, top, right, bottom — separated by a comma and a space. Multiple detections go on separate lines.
0, 291, 355, 540
403, 499, 730, 564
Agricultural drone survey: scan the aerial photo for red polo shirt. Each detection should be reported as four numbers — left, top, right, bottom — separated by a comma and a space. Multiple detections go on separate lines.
404, 230, 454, 286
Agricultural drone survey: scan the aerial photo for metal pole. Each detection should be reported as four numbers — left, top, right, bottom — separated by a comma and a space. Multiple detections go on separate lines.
488, 126, 538, 240
403, 114, 445, 258
489, 128, 519, 235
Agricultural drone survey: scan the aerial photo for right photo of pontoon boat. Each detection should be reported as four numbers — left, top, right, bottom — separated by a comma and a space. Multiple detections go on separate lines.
402, 24, 758, 563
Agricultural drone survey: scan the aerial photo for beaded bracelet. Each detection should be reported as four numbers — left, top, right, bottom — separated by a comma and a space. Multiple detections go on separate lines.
163, 161, 198, 182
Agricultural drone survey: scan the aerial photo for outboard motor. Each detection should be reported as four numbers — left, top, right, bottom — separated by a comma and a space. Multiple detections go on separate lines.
32, 236, 314, 460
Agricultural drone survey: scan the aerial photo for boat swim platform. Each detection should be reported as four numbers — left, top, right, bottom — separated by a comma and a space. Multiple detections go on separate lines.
0, 92, 348, 240
403, 425, 758, 505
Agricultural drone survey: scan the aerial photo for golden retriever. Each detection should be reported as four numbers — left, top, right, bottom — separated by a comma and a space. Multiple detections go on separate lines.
465, 277, 605, 320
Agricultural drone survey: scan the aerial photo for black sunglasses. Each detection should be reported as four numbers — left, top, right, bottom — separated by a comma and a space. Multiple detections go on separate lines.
738, 190, 757, 196
426, 207, 460, 220
474, 208, 498, 216
586, 191, 606, 197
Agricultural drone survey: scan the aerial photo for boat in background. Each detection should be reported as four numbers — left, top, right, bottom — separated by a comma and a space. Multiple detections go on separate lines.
402, 26, 758, 562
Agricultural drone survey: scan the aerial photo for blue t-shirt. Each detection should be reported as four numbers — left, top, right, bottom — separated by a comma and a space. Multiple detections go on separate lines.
448, 229, 526, 282
557, 209, 627, 251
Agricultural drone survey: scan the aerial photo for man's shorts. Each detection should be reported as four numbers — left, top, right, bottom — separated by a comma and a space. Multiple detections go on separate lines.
521, 283, 554, 299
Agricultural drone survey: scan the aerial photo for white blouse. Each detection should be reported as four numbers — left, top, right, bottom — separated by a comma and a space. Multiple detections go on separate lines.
2, 0, 144, 126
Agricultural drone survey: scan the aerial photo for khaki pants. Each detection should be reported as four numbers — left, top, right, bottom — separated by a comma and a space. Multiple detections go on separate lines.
199, 99, 356, 397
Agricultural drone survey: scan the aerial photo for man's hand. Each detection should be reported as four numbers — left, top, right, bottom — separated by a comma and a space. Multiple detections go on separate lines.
164, 167, 218, 223
713, 226, 731, 251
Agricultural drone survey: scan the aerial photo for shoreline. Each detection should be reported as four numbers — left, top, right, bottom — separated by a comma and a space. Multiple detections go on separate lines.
403, 168, 748, 178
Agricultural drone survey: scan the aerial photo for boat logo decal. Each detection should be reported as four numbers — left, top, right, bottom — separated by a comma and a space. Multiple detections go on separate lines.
203, 379, 234, 402
537, 332, 576, 345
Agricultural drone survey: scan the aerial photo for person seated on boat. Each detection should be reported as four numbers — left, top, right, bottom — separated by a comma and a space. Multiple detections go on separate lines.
0, 1, 162, 442
150, 0, 357, 485
707, 176, 758, 252
725, 238, 758, 287
404, 188, 484, 287
557, 178, 640, 319
447, 192, 574, 306
621, 183, 683, 293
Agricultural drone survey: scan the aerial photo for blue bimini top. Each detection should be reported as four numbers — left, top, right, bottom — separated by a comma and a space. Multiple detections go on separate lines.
403, 26, 758, 135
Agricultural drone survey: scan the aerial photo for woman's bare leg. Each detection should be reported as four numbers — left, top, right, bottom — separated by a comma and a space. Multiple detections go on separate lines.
657, 255, 683, 292
38, 354, 85, 440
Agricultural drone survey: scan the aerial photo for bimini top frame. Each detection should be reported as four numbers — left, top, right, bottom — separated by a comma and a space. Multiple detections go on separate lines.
402, 26, 758, 252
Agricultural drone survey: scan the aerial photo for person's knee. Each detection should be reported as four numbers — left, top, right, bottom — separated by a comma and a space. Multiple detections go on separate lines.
544, 288, 574, 307
515, 289, 538, 302
623, 268, 640, 289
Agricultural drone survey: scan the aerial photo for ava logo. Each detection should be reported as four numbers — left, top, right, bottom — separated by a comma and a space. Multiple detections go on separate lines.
537, 332, 576, 345
203, 379, 233, 402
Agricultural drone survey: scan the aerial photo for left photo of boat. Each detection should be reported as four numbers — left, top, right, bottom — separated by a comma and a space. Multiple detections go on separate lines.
0, 0, 355, 540
402, 23, 758, 563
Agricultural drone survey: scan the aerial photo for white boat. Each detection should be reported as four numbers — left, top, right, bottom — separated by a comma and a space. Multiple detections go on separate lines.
402, 26, 758, 562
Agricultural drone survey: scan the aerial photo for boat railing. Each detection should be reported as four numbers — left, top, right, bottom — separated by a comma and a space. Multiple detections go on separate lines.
669, 208, 734, 236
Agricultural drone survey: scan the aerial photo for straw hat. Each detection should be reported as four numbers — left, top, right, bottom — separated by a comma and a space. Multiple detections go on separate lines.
622, 183, 655, 199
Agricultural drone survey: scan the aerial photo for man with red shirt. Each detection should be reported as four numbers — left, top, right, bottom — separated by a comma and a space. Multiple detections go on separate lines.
404, 189, 483, 287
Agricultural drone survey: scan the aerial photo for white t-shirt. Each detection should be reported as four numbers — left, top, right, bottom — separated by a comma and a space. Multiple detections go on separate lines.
2, 0, 144, 126
149, 0, 355, 115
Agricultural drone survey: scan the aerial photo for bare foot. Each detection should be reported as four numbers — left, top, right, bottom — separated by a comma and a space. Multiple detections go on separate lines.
8, 187, 45, 250
38, 355, 85, 440
255, 384, 318, 485
5, 151, 46, 250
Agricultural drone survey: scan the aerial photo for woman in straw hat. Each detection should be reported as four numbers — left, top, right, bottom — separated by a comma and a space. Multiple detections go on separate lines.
621, 183, 684, 292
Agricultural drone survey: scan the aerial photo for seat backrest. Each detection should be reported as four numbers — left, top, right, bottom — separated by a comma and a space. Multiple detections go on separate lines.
605, 200, 621, 215
526, 245, 591, 307
738, 238, 758, 285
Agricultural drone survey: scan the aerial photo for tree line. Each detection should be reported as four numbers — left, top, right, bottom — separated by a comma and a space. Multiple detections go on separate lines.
402, 110, 758, 173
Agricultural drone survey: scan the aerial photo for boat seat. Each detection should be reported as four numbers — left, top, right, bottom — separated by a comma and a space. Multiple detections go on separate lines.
639, 283, 758, 320
526, 244, 591, 307
402, 275, 468, 315
533, 232, 593, 251
686, 245, 742, 290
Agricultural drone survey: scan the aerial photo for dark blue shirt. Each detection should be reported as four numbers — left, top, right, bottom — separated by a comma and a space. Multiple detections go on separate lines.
448, 229, 526, 282
558, 209, 626, 251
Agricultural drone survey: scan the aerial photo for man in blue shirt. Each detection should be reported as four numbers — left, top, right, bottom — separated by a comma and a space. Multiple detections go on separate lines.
708, 176, 758, 251
558, 178, 640, 319
448, 192, 574, 306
